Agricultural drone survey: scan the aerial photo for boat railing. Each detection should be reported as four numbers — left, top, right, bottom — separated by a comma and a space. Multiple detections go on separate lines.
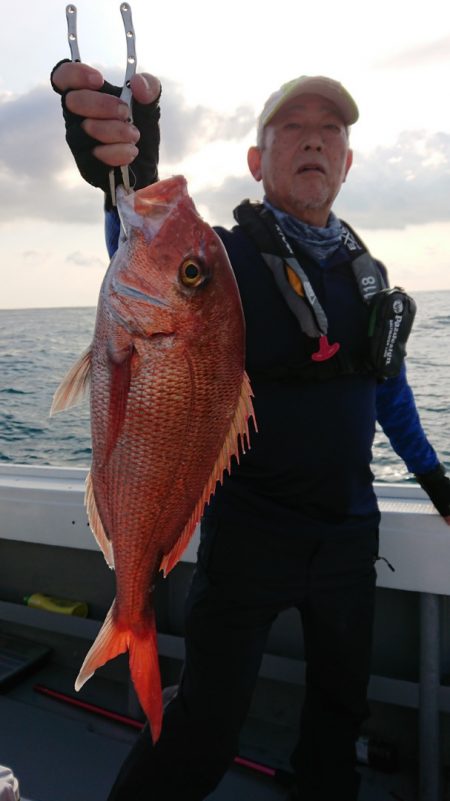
0, 463, 448, 801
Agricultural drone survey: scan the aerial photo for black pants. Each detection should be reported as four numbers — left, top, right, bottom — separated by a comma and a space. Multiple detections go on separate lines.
106, 516, 378, 801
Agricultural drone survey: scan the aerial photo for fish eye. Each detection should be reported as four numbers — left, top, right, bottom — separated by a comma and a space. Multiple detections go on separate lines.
179, 259, 205, 287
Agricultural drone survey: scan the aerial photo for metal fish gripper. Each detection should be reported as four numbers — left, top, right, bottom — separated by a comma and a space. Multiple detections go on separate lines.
64, 4, 137, 206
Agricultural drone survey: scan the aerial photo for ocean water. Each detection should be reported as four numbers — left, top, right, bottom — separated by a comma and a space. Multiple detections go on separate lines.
0, 292, 449, 482
0, 307, 95, 467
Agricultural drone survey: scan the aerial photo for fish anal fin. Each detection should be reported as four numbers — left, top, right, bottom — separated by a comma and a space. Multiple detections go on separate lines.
160, 371, 256, 577
85, 471, 114, 568
159, 518, 198, 579
75, 601, 163, 743
50, 347, 92, 415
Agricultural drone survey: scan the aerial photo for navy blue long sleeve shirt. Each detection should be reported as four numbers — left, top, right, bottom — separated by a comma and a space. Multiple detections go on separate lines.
105, 209, 439, 532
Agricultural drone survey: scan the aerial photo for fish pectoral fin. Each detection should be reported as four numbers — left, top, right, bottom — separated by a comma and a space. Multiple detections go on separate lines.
104, 347, 135, 460
85, 471, 114, 568
75, 601, 163, 743
107, 329, 134, 365
50, 347, 92, 415
160, 371, 256, 577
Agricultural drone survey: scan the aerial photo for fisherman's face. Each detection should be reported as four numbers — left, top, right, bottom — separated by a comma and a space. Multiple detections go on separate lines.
248, 93, 353, 227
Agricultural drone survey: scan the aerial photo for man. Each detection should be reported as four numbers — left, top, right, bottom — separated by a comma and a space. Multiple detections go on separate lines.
52, 62, 450, 801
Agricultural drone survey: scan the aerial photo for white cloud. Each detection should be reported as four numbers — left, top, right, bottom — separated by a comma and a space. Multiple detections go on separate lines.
0, 78, 255, 226
0, 85, 101, 224
374, 35, 450, 68
191, 130, 450, 232
159, 78, 255, 163
194, 174, 261, 228
66, 251, 106, 269
336, 131, 450, 229
1, 81, 449, 235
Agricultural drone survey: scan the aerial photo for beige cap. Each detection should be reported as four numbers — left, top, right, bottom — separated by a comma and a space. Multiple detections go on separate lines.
257, 75, 359, 145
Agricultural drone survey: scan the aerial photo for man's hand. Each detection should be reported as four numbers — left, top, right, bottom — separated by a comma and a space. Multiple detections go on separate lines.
51, 60, 161, 206
415, 464, 450, 525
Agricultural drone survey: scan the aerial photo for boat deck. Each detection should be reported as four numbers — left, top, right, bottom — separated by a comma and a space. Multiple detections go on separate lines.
1, 465, 449, 800
0, 658, 418, 801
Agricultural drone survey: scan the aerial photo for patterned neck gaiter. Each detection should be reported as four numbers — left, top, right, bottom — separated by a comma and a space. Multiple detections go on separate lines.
264, 198, 343, 266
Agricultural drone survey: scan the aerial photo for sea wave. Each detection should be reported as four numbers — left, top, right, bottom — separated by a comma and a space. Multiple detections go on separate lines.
0, 295, 449, 481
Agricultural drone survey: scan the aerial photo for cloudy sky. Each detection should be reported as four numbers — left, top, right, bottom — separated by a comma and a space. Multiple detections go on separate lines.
1, 0, 449, 308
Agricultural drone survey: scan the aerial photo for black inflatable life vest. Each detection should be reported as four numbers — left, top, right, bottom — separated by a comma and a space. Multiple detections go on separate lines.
233, 200, 416, 380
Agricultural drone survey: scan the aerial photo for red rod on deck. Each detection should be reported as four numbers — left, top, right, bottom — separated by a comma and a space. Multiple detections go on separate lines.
34, 684, 144, 730
33, 684, 291, 783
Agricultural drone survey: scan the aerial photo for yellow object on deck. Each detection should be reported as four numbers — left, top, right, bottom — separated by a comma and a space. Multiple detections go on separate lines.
23, 592, 88, 617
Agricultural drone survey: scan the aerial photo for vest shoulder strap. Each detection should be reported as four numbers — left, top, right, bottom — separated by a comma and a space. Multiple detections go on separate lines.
234, 200, 386, 309
233, 200, 414, 381
339, 219, 387, 301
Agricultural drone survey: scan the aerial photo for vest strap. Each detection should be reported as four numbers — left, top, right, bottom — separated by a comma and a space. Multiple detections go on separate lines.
233, 200, 414, 380
233, 201, 386, 344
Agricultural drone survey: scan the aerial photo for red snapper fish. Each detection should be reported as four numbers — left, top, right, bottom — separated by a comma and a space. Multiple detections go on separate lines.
51, 175, 255, 742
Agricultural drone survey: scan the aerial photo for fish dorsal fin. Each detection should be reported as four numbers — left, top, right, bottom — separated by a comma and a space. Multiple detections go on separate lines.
85, 471, 115, 568
50, 347, 92, 415
159, 372, 256, 577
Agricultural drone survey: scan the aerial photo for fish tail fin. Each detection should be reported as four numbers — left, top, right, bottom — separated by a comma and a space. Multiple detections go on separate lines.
129, 612, 163, 742
75, 601, 163, 742
50, 347, 92, 415
75, 602, 127, 691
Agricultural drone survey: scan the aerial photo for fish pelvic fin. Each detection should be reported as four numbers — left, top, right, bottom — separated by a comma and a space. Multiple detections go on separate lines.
75, 601, 163, 743
50, 347, 92, 415
85, 471, 114, 568
160, 371, 256, 577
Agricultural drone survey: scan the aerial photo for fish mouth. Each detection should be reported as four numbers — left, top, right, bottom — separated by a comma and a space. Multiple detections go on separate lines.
116, 177, 192, 245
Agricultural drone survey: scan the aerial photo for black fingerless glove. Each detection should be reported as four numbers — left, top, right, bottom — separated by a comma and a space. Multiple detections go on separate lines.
415, 463, 450, 517
50, 59, 160, 210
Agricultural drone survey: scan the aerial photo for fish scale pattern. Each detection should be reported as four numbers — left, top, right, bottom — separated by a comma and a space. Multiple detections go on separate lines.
55, 176, 255, 742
